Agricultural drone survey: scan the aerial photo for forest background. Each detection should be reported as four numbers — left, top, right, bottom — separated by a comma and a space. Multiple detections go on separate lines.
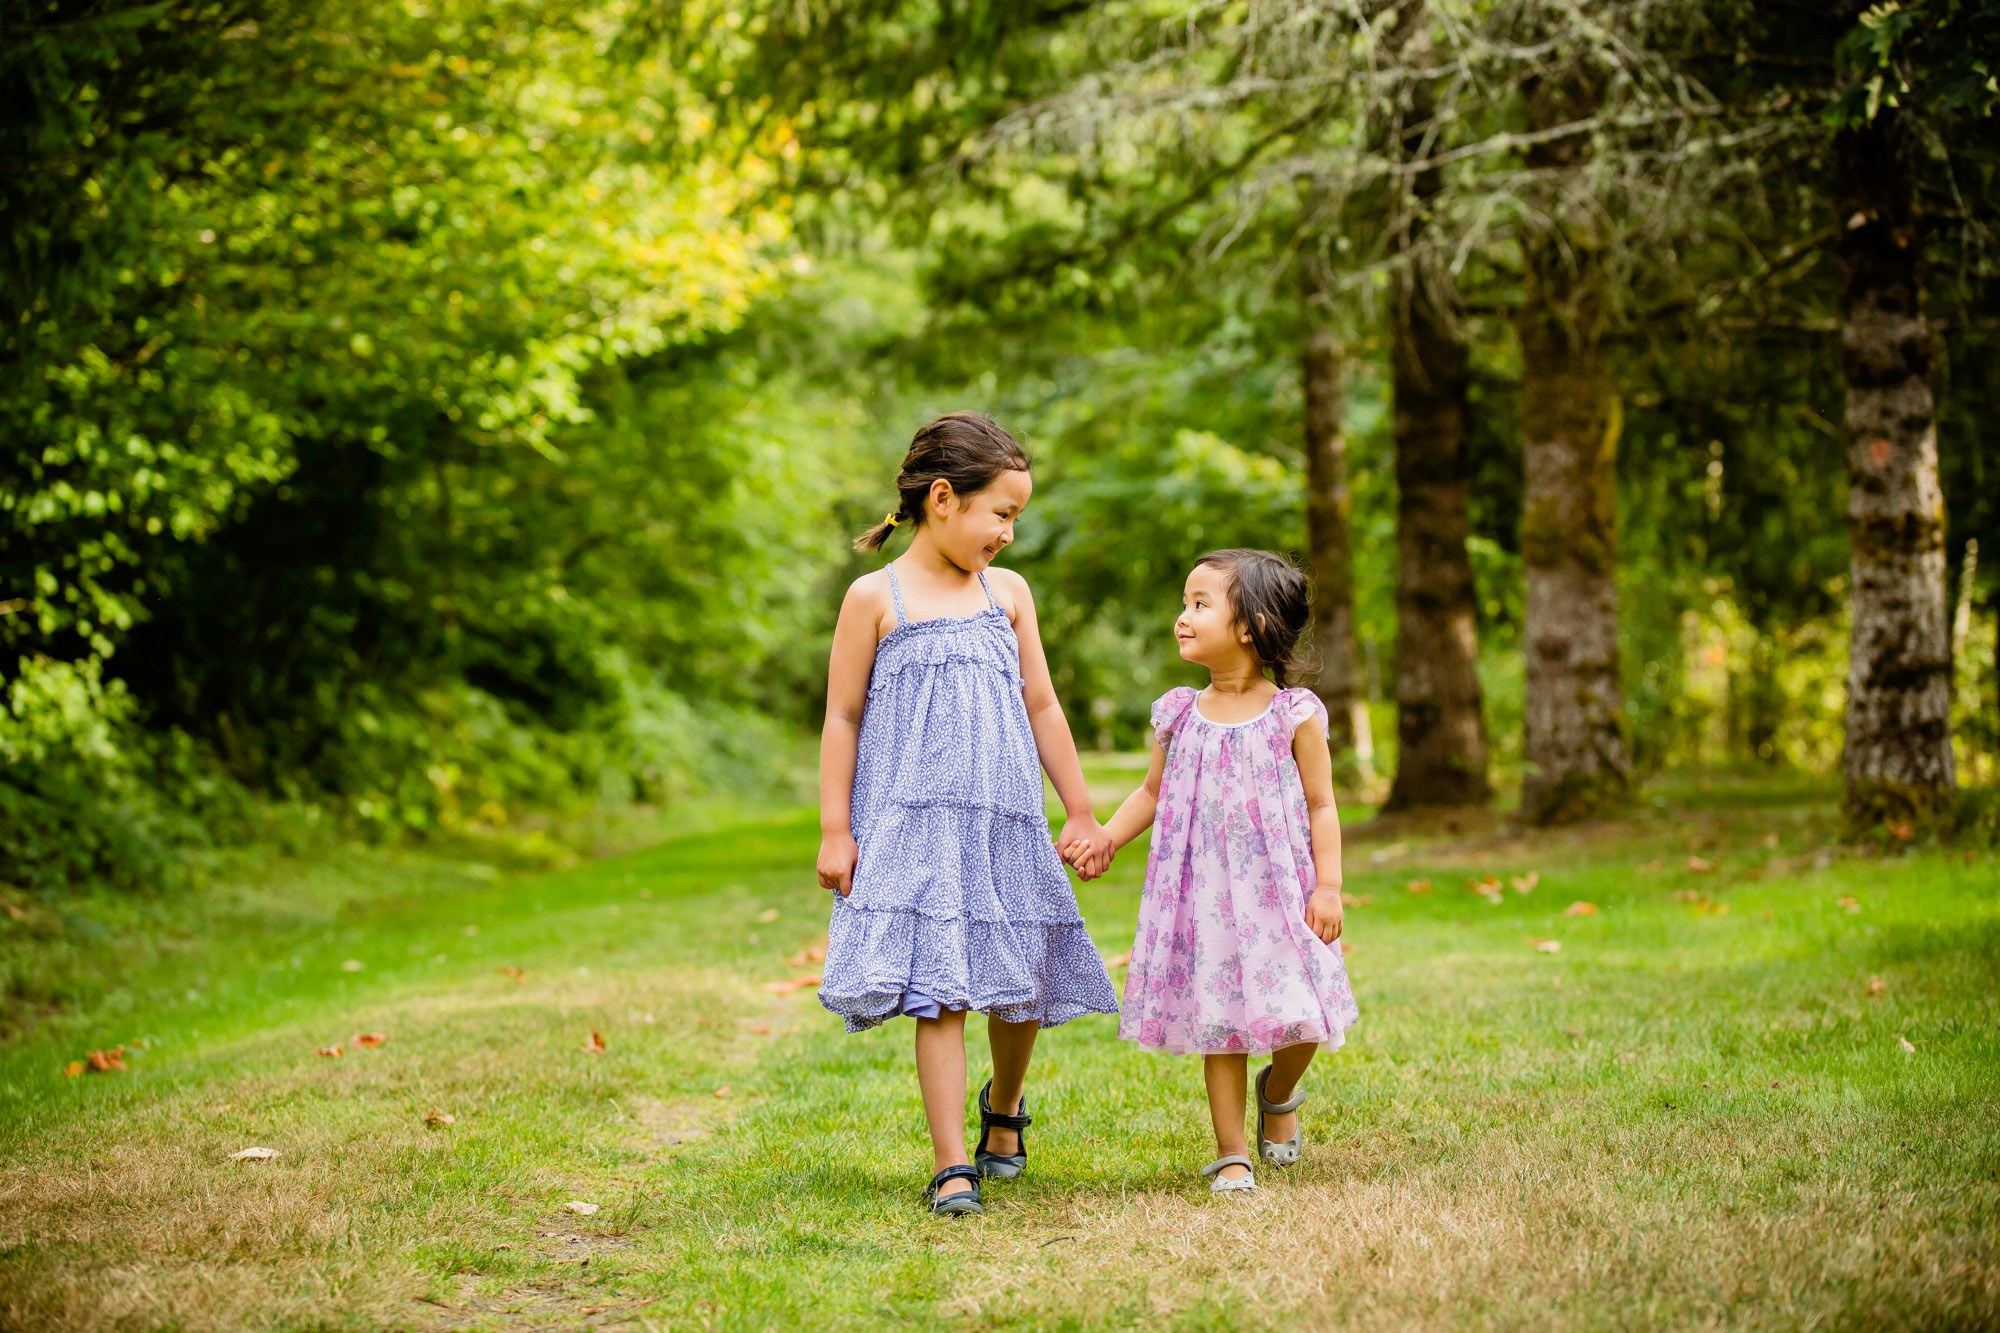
4, 0, 1999, 901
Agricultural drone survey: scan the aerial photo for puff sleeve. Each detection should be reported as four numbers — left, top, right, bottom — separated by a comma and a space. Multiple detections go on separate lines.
1281, 688, 1330, 740
1151, 686, 1199, 748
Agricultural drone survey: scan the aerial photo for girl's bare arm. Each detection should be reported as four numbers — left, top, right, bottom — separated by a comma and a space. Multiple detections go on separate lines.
1100, 737, 1167, 854
1292, 716, 1344, 943
816, 578, 885, 896
998, 570, 1113, 864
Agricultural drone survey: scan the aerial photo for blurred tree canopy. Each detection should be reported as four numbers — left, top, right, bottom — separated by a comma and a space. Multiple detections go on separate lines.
3, 0, 1998, 889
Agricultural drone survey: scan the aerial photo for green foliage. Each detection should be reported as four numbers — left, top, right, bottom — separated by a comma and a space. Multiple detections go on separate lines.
7, 0, 2000, 892
1828, 0, 2000, 127
0, 0, 811, 883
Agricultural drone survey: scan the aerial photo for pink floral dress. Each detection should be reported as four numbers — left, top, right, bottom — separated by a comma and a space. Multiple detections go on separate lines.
1119, 686, 1360, 1057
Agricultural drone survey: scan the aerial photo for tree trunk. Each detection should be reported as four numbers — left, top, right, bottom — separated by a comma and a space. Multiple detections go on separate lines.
1384, 272, 1490, 809
1516, 73, 1631, 824
1301, 320, 1373, 774
1381, 34, 1490, 812
1835, 112, 1955, 826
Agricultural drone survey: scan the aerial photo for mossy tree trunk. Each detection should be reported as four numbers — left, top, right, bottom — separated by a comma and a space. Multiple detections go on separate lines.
1835, 111, 1956, 827
1301, 317, 1374, 776
1382, 43, 1490, 812
1516, 71, 1631, 824
1384, 273, 1491, 810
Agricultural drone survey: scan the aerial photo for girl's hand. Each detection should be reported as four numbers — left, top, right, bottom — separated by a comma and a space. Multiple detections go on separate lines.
1305, 887, 1344, 943
817, 832, 859, 896
1059, 837, 1112, 881
1057, 815, 1114, 882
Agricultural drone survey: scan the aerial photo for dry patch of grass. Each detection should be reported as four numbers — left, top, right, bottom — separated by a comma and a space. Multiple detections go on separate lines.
1, 787, 1995, 1331
945, 1114, 2000, 1330
0, 966, 771, 1332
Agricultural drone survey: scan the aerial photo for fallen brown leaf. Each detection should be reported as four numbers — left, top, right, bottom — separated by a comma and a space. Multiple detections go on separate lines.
1511, 872, 1540, 894
1673, 889, 1704, 902
316, 1046, 343, 1058
1686, 856, 1713, 873
1405, 879, 1432, 895
1641, 859, 1665, 873
1865, 976, 1887, 997
1563, 901, 1599, 917
423, 1107, 455, 1127
230, 1147, 280, 1161
581, 1030, 607, 1055
85, 1047, 127, 1073
1340, 892, 1374, 907
1897, 1034, 1916, 1053
1468, 875, 1502, 894
1838, 895, 1861, 914
61, 1061, 83, 1078
561, 1201, 599, 1216
1887, 820, 1914, 844
1102, 950, 1132, 968
497, 967, 526, 983
2, 902, 26, 921
1526, 937, 1562, 953
756, 908, 780, 924
748, 1025, 772, 1036
351, 1032, 386, 1048
713, 1085, 731, 1098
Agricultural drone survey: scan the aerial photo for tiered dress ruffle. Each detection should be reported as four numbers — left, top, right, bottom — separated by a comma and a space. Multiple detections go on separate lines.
818, 570, 1119, 1033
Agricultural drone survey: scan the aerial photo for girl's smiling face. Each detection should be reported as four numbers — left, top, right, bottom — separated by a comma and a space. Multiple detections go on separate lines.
1176, 564, 1254, 669
927, 468, 1031, 572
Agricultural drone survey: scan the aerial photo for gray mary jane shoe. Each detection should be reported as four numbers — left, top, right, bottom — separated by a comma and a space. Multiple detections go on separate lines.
1201, 1154, 1258, 1193
1255, 1064, 1308, 1166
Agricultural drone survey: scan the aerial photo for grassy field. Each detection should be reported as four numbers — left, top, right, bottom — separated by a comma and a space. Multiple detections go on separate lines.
1, 770, 1996, 1331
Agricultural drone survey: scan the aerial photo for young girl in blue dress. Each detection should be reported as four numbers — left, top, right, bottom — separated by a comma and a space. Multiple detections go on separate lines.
815, 412, 1119, 1217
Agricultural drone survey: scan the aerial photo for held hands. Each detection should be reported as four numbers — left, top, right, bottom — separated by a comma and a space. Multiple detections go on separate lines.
817, 832, 859, 897
1305, 886, 1344, 944
1056, 815, 1116, 881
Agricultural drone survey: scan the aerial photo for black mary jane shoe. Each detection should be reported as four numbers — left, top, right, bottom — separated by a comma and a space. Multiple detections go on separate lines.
925, 1164, 985, 1217
974, 1078, 1033, 1179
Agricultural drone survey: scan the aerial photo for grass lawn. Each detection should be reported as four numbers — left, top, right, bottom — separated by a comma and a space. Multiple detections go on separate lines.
1, 770, 1996, 1331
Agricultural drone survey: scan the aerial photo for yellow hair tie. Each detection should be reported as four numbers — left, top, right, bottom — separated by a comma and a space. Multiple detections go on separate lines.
885, 511, 902, 528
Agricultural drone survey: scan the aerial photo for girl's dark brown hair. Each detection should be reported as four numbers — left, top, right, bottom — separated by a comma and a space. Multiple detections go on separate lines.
854, 412, 1031, 552
1194, 548, 1313, 687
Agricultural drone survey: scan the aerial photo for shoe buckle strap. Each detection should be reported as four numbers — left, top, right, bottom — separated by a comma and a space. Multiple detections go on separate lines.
926, 1164, 982, 1198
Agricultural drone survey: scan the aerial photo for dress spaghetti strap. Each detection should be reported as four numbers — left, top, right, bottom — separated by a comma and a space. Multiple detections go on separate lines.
886, 564, 909, 627
976, 570, 1001, 611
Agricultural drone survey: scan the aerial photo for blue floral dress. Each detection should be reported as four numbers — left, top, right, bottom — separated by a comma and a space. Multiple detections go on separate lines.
817, 566, 1119, 1033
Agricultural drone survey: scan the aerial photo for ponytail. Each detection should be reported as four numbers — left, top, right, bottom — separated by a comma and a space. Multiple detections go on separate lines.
853, 412, 1030, 553
853, 507, 908, 553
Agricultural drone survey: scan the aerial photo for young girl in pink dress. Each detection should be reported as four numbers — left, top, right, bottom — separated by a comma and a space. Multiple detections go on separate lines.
1067, 548, 1359, 1193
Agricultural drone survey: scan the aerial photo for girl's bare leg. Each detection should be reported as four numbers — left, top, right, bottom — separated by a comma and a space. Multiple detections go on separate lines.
1202, 1053, 1252, 1180
1258, 1041, 1317, 1145
982, 1016, 1041, 1155
914, 1008, 973, 1198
